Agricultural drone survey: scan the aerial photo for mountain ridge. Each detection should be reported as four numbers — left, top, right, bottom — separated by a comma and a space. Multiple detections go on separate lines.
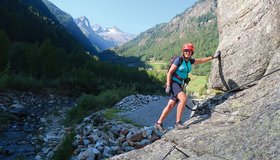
75, 16, 136, 51
42, 0, 98, 54
92, 24, 136, 46
74, 16, 115, 51
112, 0, 218, 75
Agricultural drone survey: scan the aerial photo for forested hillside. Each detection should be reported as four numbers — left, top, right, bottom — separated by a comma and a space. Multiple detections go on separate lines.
0, 0, 162, 95
113, 0, 219, 76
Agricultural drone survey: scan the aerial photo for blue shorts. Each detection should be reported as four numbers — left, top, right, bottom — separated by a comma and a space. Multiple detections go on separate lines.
169, 81, 183, 102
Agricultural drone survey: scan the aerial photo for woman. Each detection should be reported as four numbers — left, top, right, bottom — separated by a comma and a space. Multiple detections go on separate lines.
155, 43, 221, 132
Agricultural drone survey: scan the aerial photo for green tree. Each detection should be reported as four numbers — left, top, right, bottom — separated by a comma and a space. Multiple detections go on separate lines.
0, 30, 10, 72
40, 39, 63, 78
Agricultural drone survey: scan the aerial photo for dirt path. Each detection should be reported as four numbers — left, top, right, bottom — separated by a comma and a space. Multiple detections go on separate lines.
118, 96, 195, 128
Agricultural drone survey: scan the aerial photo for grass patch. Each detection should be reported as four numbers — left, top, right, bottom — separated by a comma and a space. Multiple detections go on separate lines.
65, 88, 134, 125
103, 108, 142, 127
146, 61, 167, 71
53, 131, 75, 160
103, 108, 122, 120
186, 74, 208, 97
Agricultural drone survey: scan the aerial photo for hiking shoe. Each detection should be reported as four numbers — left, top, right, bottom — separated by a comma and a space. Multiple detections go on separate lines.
154, 122, 167, 133
175, 121, 189, 130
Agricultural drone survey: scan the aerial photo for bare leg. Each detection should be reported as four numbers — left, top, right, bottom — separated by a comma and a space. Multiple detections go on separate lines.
157, 99, 176, 123
176, 91, 187, 123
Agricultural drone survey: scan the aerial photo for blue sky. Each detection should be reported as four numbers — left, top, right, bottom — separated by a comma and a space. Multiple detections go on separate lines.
48, 0, 197, 34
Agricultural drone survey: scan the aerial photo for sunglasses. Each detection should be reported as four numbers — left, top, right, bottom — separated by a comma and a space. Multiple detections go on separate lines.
184, 49, 192, 53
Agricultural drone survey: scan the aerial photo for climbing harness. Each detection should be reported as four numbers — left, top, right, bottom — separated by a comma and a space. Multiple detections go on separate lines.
185, 100, 199, 118
185, 104, 196, 111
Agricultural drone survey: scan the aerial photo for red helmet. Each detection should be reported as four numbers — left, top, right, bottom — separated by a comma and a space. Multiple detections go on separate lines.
182, 43, 194, 51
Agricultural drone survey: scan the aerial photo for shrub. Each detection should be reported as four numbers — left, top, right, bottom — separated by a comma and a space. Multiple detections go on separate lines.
0, 111, 14, 131
0, 73, 10, 89
66, 88, 134, 125
11, 74, 43, 91
52, 132, 75, 160
66, 94, 97, 124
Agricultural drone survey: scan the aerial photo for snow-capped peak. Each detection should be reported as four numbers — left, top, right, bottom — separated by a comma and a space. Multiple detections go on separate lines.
75, 16, 91, 28
92, 24, 105, 33
96, 25, 136, 45
75, 16, 136, 47
108, 26, 122, 34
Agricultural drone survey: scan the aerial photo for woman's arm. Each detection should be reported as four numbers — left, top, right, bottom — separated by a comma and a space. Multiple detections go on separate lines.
194, 51, 221, 64
166, 64, 178, 86
194, 56, 213, 64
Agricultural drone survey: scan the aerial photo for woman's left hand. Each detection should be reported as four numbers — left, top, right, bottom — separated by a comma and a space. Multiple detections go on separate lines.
212, 51, 221, 59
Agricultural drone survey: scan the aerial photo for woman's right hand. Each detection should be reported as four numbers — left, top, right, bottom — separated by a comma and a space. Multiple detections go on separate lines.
165, 85, 171, 94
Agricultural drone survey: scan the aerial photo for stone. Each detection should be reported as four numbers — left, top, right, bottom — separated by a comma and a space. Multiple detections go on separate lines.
103, 146, 112, 157
129, 132, 144, 142
83, 139, 90, 146
126, 132, 133, 140
78, 148, 99, 160
123, 146, 135, 152
94, 141, 103, 148
113, 94, 159, 111
12, 99, 19, 104
38, 127, 44, 134
122, 141, 129, 148
34, 155, 43, 160
45, 134, 60, 142
134, 139, 151, 149
46, 151, 54, 158
110, 146, 119, 153
150, 134, 160, 143
126, 139, 135, 147
142, 127, 153, 138
91, 148, 100, 155
83, 116, 91, 123
40, 118, 47, 123
117, 135, 126, 143
120, 129, 129, 135
9, 107, 27, 116
73, 149, 80, 155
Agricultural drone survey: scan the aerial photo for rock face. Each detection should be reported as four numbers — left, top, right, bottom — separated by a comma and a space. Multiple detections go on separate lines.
209, 0, 280, 90
109, 0, 280, 159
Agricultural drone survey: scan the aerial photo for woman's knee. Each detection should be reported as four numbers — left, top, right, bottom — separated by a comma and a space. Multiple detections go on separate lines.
166, 101, 176, 109
178, 92, 187, 102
